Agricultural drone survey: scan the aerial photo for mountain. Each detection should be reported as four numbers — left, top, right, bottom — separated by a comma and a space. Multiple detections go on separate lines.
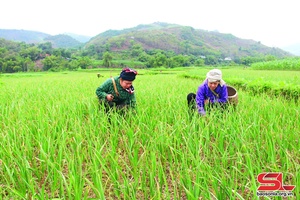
44, 34, 83, 48
0, 29, 50, 43
0, 29, 89, 48
86, 22, 293, 59
0, 24, 294, 59
63, 33, 91, 43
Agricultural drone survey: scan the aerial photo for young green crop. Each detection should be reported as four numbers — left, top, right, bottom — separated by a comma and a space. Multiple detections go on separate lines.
0, 69, 299, 199
251, 57, 300, 70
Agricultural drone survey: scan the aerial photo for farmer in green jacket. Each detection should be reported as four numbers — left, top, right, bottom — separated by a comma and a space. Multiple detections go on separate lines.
96, 68, 137, 113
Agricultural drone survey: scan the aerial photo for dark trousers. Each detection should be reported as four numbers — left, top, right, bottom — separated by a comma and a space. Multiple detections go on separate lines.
187, 93, 197, 111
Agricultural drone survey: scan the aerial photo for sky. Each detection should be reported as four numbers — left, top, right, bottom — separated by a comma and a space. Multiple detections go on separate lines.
1, 0, 299, 48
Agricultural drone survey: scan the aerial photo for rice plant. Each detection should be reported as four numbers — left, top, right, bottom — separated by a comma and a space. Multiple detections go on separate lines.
0, 69, 299, 199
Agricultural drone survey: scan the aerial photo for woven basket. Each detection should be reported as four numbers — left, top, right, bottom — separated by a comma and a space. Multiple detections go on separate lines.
227, 85, 238, 105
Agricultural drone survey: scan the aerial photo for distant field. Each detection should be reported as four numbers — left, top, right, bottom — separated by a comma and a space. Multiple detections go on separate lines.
0, 68, 299, 199
173, 66, 300, 84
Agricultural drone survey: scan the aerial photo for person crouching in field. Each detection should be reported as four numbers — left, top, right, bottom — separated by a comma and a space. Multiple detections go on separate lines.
96, 67, 137, 114
187, 69, 228, 116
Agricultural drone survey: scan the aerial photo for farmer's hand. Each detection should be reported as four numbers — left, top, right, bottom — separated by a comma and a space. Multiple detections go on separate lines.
106, 94, 114, 101
204, 99, 209, 104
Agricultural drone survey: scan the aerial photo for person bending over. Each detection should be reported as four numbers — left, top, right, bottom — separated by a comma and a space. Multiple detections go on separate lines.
187, 69, 228, 116
96, 67, 138, 114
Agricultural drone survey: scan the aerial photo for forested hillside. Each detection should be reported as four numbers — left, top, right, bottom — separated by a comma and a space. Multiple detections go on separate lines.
0, 22, 297, 73
0, 29, 84, 48
86, 22, 292, 60
44, 34, 83, 48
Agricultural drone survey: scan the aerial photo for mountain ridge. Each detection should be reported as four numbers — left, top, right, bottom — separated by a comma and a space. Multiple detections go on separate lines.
0, 29, 90, 48
0, 22, 296, 58
86, 22, 292, 59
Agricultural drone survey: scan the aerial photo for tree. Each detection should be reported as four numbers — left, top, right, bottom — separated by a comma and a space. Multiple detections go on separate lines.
138, 52, 151, 63
103, 52, 113, 68
42, 55, 60, 71
205, 55, 218, 65
172, 54, 191, 67
38, 42, 53, 54
194, 58, 205, 66
77, 56, 92, 69
153, 53, 167, 67
68, 59, 79, 71
20, 46, 41, 61
130, 44, 144, 57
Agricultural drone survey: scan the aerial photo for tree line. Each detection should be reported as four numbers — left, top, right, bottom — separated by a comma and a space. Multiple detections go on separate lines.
0, 38, 280, 73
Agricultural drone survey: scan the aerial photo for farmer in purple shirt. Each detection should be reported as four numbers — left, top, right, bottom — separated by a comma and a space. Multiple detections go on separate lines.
187, 69, 228, 116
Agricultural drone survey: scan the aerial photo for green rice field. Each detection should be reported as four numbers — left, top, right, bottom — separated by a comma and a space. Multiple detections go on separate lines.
0, 67, 299, 199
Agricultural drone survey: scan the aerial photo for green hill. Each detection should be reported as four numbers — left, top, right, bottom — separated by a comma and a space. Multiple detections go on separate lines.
0, 29, 85, 49
0, 29, 50, 43
44, 34, 83, 48
86, 22, 292, 59
0, 23, 294, 59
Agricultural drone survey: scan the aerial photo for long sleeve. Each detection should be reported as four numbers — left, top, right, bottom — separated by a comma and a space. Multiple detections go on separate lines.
216, 85, 228, 103
195, 81, 228, 115
96, 77, 136, 109
196, 84, 207, 115
95, 78, 112, 100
